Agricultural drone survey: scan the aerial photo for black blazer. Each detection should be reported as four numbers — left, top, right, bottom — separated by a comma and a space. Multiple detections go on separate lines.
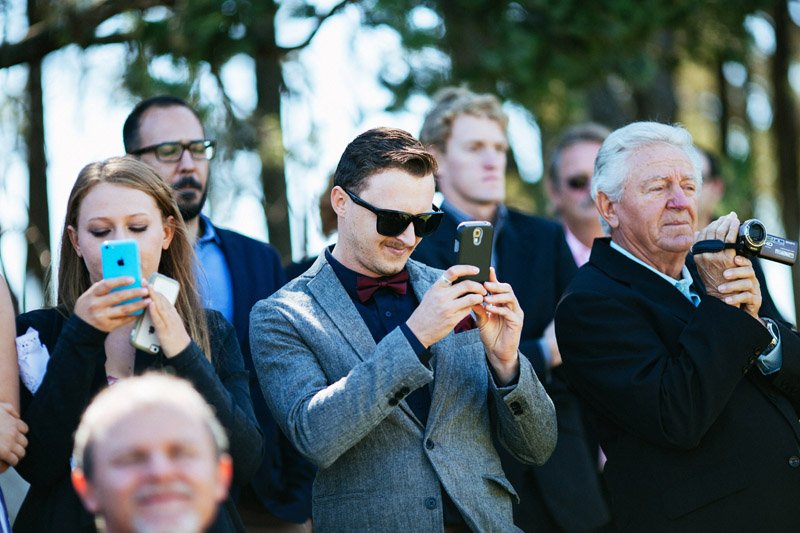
412, 206, 610, 531
214, 225, 315, 522
556, 238, 800, 532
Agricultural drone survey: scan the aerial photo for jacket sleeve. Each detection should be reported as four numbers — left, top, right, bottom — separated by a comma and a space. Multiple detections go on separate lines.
166, 311, 263, 485
250, 298, 433, 469
16, 312, 106, 487
489, 352, 557, 466
556, 290, 774, 449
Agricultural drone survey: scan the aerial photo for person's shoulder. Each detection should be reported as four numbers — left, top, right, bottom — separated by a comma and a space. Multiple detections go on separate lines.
212, 223, 281, 259
17, 307, 64, 331
505, 208, 564, 235
253, 259, 324, 312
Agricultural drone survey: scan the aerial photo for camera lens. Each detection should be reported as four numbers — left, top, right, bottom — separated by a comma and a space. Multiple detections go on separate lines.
748, 223, 765, 242
740, 219, 767, 249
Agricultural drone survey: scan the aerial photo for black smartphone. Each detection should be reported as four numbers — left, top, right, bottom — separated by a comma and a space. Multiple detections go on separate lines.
454, 221, 494, 283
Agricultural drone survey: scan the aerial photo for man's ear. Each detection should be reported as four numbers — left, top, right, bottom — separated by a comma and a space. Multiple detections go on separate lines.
595, 191, 619, 230
330, 186, 348, 218
71, 468, 101, 513
67, 225, 82, 258
215, 453, 234, 502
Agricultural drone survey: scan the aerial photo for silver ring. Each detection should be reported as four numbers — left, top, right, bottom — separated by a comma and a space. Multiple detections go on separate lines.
439, 275, 452, 286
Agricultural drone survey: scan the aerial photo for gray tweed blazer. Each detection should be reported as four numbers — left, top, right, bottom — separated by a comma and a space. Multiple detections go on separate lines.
250, 255, 556, 532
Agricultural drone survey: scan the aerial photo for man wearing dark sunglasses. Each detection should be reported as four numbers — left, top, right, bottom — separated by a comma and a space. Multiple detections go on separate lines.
412, 87, 610, 533
546, 122, 610, 268
123, 96, 314, 533
251, 127, 556, 532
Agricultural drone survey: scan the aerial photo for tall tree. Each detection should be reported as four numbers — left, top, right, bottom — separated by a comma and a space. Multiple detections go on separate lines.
122, 0, 356, 262
0, 0, 176, 305
769, 0, 800, 321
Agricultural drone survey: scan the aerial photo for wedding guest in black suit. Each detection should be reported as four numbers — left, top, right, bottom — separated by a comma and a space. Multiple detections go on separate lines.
556, 121, 800, 531
412, 87, 609, 532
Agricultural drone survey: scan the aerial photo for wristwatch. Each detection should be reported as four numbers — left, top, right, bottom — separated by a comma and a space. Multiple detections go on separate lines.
762, 318, 780, 355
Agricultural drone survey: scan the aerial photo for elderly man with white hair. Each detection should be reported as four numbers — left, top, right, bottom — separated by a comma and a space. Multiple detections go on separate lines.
555, 121, 800, 532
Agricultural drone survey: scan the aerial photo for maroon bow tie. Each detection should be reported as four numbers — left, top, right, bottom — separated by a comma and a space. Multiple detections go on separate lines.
356, 270, 410, 303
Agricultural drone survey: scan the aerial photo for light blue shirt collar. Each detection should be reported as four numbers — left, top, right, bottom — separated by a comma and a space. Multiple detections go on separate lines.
609, 240, 698, 304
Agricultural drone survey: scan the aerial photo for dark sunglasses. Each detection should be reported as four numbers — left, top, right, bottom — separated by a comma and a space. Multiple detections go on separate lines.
565, 174, 591, 190
130, 140, 216, 163
344, 189, 443, 238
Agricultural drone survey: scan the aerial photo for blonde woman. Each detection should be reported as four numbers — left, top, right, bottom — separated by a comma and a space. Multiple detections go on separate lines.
14, 157, 262, 532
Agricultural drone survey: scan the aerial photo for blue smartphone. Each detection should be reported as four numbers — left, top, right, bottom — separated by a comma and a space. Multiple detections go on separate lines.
100, 239, 143, 315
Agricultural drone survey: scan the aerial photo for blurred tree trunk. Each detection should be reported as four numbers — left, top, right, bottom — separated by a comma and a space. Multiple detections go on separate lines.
24, 0, 51, 307
715, 59, 730, 154
252, 4, 291, 263
770, 0, 800, 322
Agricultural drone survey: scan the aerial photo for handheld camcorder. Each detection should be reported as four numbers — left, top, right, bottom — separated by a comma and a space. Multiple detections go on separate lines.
692, 219, 798, 266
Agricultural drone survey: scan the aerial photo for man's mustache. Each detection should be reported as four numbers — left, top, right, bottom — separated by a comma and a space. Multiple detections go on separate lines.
172, 176, 203, 191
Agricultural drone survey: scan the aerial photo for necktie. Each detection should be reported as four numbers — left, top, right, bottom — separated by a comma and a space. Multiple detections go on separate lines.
356, 270, 409, 303
675, 278, 701, 307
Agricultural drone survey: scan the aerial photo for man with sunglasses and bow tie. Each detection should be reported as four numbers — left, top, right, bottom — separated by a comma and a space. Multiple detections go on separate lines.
412, 88, 608, 532
123, 96, 316, 533
250, 127, 556, 532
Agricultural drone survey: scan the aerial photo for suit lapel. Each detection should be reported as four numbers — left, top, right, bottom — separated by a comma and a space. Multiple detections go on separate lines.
306, 255, 376, 364
407, 260, 480, 430
308, 256, 432, 428
591, 238, 696, 322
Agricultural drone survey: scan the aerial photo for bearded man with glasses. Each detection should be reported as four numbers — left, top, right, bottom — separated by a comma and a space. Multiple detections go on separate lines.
251, 127, 556, 532
123, 96, 315, 533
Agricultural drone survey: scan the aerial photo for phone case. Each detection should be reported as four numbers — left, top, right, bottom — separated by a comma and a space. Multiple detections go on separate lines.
130, 273, 181, 354
101, 240, 143, 315
454, 221, 494, 283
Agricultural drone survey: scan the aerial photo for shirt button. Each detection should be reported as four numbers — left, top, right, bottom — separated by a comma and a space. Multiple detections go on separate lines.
400, 386, 410, 396
385, 311, 392, 317
789, 456, 800, 468
388, 398, 398, 407
424, 497, 437, 510
425, 439, 435, 450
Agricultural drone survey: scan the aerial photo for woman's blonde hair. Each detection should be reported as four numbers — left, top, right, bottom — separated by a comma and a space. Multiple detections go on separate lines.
57, 156, 211, 359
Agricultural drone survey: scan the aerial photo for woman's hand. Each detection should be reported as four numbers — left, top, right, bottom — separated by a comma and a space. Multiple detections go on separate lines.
74, 277, 150, 332
0, 403, 28, 472
144, 283, 191, 358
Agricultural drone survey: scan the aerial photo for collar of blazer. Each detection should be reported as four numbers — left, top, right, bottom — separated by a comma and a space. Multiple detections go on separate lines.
304, 253, 443, 359
590, 238, 699, 321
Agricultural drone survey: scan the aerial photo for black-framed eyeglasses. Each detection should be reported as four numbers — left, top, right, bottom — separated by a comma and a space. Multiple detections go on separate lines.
130, 140, 216, 162
344, 189, 443, 238
565, 174, 591, 190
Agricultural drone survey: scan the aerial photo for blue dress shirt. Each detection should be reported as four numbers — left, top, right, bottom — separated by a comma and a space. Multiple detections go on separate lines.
194, 215, 234, 324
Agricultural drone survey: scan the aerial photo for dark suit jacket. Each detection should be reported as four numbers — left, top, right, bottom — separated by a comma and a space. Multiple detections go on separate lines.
412, 207, 610, 532
556, 238, 800, 532
214, 225, 315, 522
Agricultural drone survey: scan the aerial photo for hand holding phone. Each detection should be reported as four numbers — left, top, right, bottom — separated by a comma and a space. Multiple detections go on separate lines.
101, 240, 144, 316
130, 273, 181, 354
454, 221, 494, 283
